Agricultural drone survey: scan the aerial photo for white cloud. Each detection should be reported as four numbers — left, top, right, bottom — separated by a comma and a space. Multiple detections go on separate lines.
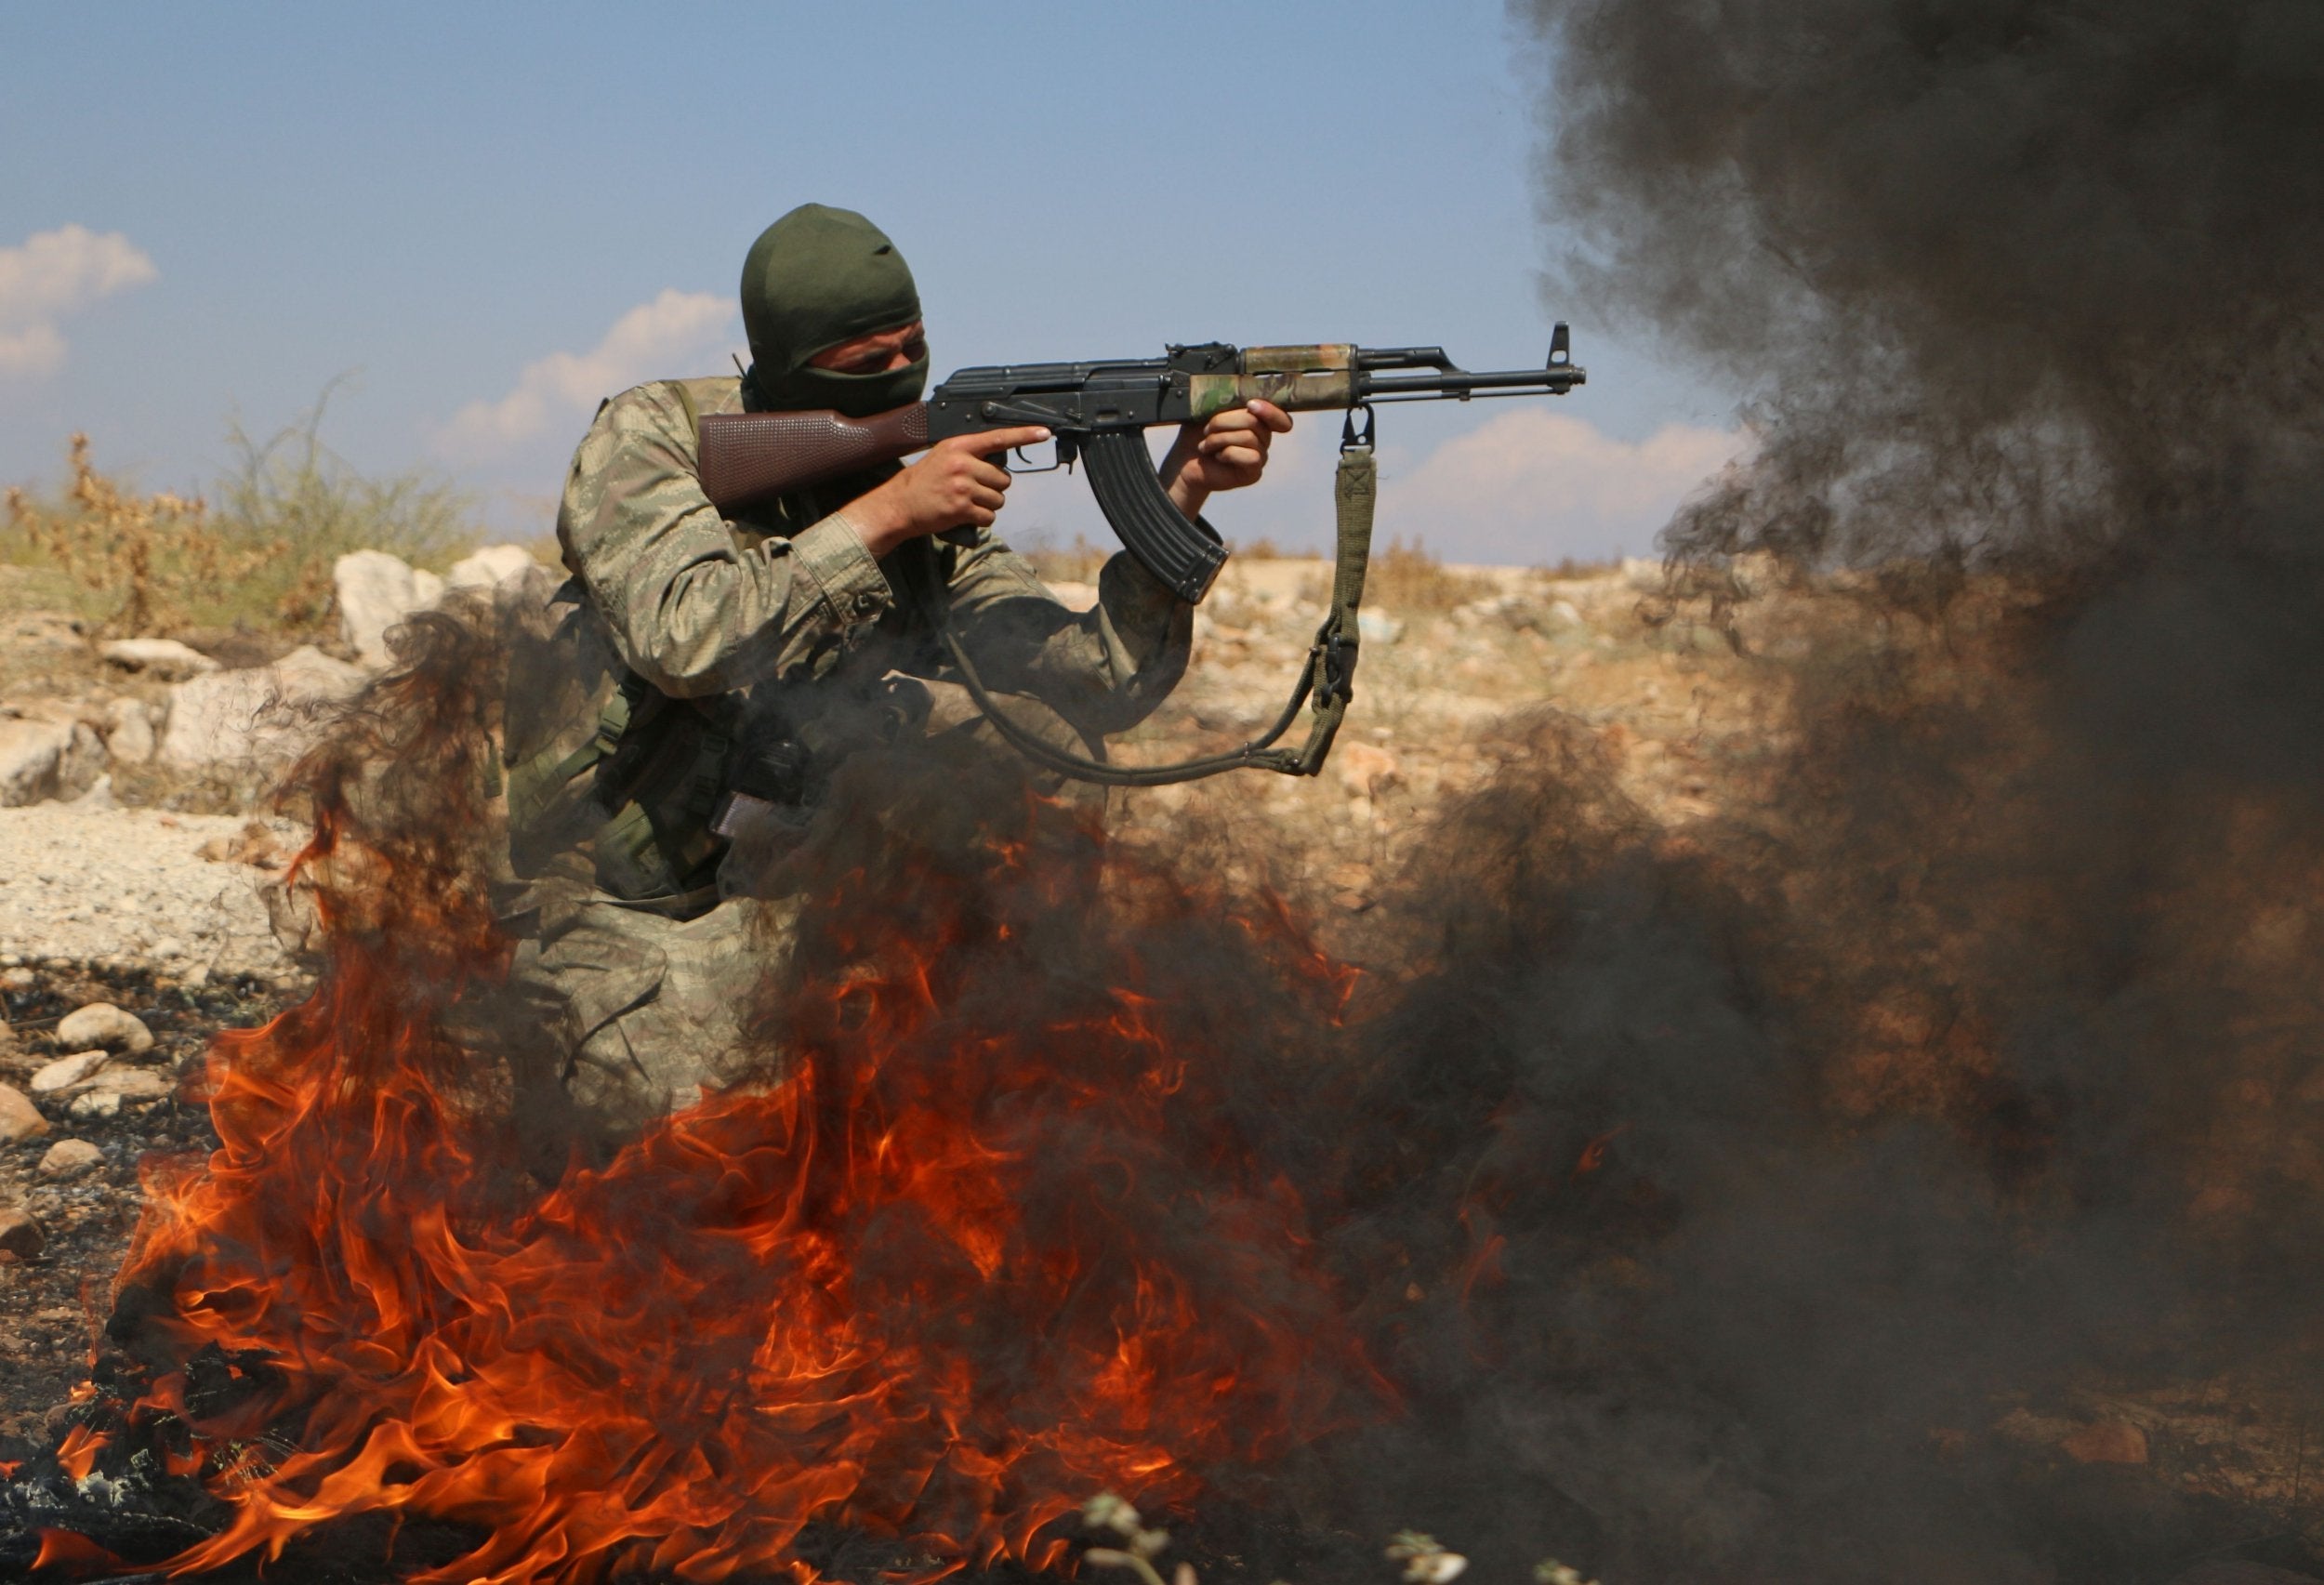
436, 288, 736, 458
0, 225, 158, 377
1380, 408, 1744, 565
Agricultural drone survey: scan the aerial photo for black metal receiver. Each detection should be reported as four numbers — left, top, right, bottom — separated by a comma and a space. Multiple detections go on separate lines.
920, 326, 1586, 601
688, 326, 1590, 789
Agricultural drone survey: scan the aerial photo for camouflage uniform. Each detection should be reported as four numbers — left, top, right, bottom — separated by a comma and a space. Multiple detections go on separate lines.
497, 373, 1193, 1156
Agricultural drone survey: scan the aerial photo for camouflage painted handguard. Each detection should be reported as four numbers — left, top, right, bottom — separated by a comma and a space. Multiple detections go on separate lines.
1186, 345, 1361, 419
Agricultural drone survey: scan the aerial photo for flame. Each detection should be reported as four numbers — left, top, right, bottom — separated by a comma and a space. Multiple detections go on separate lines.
52, 1425, 107, 1482
32, 1527, 125, 1576
90, 786, 1374, 1584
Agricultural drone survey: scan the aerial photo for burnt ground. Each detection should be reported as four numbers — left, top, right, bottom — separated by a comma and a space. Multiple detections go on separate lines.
0, 961, 288, 1452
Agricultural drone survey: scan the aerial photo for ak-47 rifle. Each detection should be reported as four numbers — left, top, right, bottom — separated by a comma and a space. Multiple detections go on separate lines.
697, 328, 1585, 604
694, 329, 1588, 786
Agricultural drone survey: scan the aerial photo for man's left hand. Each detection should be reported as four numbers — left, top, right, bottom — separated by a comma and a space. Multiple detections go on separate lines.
1160, 399, 1293, 521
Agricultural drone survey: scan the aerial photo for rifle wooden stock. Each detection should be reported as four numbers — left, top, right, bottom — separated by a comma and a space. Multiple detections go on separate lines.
695, 403, 931, 513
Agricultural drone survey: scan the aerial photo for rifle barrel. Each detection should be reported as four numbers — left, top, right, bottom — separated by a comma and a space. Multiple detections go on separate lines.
1358, 365, 1586, 398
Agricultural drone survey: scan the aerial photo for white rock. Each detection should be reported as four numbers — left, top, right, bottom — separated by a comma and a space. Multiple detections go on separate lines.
157, 645, 366, 768
73, 1067, 171, 1108
0, 718, 74, 806
0, 1084, 49, 1145
56, 1002, 154, 1056
36, 1138, 103, 1179
445, 544, 540, 596
104, 697, 156, 763
1357, 610, 1406, 645
60, 721, 106, 799
30, 1050, 112, 1096
336, 548, 442, 668
0, 1204, 42, 1260
99, 637, 220, 678
67, 1090, 124, 1120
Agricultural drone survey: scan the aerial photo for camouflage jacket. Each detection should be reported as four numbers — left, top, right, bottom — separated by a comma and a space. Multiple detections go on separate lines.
503, 376, 1193, 906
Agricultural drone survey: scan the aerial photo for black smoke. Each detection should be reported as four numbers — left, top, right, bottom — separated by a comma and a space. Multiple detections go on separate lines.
1290, 4, 2324, 1580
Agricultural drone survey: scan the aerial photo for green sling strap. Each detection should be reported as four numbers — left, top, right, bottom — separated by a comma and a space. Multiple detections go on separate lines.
942, 425, 1378, 786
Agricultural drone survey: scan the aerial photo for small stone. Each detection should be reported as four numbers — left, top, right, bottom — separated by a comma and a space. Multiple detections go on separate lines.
29, 1050, 112, 1097
0, 1084, 50, 1145
104, 696, 156, 764
66, 1090, 123, 1121
336, 549, 443, 669
37, 1139, 103, 1180
2061, 1420, 2148, 1465
0, 717, 74, 807
0, 1205, 42, 1261
444, 544, 542, 598
55, 1002, 156, 1056
79, 1067, 171, 1103
99, 637, 221, 678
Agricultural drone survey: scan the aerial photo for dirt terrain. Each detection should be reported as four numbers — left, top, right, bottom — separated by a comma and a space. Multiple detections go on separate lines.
2, 555, 2317, 1580
0, 552, 1736, 1451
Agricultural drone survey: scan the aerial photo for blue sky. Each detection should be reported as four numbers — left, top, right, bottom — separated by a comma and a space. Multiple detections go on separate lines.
1, 2, 1735, 565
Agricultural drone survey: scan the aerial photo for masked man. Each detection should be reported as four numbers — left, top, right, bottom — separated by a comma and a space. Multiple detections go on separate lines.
495, 203, 1289, 1159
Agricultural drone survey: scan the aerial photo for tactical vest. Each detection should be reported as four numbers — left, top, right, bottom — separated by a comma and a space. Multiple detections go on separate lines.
506, 379, 946, 918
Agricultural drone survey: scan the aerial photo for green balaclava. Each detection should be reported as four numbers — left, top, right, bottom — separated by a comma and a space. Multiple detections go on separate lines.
739, 204, 926, 417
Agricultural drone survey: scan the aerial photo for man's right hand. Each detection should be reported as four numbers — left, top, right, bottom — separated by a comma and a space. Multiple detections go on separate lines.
845, 426, 1051, 558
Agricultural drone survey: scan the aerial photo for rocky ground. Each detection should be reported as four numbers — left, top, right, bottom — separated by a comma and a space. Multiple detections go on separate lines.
2, 544, 2314, 1578
0, 543, 1750, 1460
0, 963, 287, 1449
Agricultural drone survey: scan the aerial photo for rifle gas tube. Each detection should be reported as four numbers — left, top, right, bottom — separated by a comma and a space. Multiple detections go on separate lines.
695, 329, 1587, 603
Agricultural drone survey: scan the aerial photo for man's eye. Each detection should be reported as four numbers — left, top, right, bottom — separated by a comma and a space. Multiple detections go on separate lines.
903, 338, 927, 363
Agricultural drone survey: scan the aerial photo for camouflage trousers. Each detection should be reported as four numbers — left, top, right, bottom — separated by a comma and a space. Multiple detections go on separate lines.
499, 678, 1101, 1173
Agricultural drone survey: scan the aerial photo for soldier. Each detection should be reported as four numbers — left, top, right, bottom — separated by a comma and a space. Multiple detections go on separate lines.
495, 203, 1289, 1162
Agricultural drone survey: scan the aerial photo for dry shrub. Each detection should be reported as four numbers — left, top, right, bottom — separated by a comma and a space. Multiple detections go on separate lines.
4, 434, 280, 637
2, 390, 478, 639
1364, 535, 1496, 613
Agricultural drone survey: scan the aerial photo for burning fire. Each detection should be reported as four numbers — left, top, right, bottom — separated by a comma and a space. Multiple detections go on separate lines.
78, 766, 1375, 1584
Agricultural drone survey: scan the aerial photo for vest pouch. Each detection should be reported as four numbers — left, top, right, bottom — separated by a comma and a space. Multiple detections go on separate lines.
589, 694, 735, 908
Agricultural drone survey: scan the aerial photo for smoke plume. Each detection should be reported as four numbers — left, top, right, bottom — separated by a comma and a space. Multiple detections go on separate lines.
1292, 3, 2324, 1579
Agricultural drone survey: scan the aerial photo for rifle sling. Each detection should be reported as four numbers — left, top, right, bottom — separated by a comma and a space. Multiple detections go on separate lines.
941, 440, 1376, 787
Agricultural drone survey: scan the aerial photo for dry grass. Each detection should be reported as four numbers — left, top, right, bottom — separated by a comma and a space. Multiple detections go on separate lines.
1363, 536, 1497, 612
2, 392, 478, 640
4, 435, 278, 638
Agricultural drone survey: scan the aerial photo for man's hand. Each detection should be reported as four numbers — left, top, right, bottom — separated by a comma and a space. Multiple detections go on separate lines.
1160, 399, 1293, 521
846, 426, 1051, 558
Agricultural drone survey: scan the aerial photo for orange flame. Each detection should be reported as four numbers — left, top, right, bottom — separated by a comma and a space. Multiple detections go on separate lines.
33, 1526, 125, 1576
92, 792, 1375, 1584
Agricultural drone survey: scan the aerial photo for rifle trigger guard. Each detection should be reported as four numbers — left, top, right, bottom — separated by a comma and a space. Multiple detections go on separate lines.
1340, 403, 1376, 454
